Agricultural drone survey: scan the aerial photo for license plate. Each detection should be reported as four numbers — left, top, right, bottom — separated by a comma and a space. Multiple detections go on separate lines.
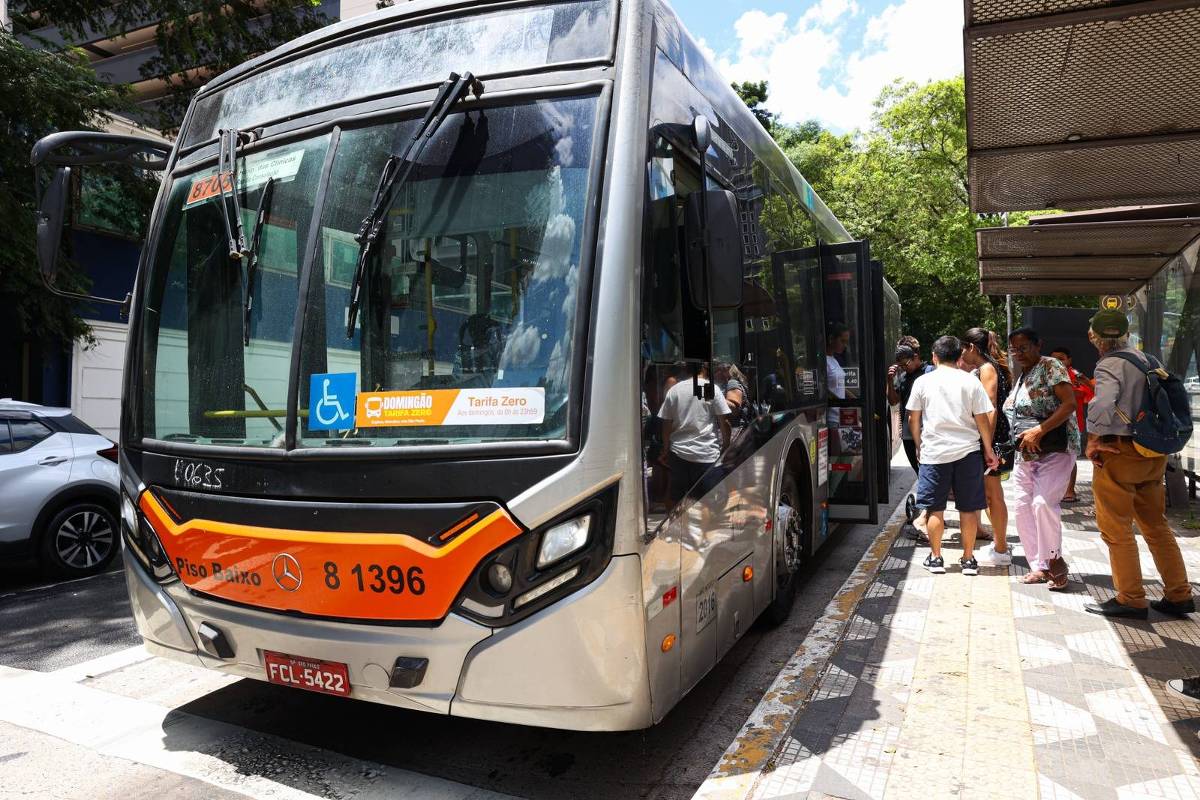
264, 650, 351, 697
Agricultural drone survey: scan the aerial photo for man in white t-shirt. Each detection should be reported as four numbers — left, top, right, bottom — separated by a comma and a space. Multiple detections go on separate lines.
907, 336, 1000, 576
658, 366, 731, 505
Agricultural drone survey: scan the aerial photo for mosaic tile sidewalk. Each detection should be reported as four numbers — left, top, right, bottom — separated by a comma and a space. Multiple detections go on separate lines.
753, 461, 1200, 800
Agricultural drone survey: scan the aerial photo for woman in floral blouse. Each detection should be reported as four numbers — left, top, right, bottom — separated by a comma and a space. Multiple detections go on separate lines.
1004, 328, 1078, 590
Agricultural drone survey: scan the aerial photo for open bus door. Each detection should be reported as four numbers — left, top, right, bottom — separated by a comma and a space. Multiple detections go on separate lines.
870, 259, 891, 505
822, 240, 885, 524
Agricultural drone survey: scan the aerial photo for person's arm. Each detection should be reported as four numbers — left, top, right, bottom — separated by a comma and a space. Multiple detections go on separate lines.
718, 415, 731, 451
908, 409, 922, 460
1018, 381, 1076, 452
658, 419, 673, 464
974, 412, 1001, 470
1085, 432, 1120, 465
886, 366, 901, 405
724, 386, 745, 413
979, 362, 999, 431
1086, 360, 1123, 434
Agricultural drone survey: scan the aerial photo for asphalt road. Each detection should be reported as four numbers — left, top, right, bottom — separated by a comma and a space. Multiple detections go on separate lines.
0, 463, 913, 800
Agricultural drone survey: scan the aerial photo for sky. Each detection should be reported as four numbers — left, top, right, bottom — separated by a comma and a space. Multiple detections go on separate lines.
674, 0, 965, 133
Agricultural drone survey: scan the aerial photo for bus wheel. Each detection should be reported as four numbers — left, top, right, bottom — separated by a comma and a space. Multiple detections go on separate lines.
764, 472, 805, 626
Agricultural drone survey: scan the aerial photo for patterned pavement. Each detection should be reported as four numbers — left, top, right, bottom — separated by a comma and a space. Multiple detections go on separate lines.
752, 461, 1200, 800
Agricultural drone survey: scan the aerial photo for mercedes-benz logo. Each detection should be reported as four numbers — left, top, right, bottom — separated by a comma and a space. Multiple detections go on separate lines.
271, 553, 303, 592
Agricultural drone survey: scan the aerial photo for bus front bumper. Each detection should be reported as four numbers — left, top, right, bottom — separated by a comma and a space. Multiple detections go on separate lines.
124, 550, 652, 729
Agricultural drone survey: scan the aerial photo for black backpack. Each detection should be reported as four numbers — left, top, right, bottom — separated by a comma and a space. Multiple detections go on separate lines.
1108, 352, 1193, 457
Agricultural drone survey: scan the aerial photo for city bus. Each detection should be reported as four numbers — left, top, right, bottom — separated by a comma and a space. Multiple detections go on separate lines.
33, 0, 900, 730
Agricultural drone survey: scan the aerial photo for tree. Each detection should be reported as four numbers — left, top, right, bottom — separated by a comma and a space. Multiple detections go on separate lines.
776, 78, 1092, 346
732, 80, 776, 133
0, 32, 129, 347
14, 1, 328, 133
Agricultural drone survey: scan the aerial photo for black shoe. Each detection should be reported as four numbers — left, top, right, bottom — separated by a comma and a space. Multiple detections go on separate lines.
960, 556, 979, 576
1151, 597, 1196, 618
1085, 597, 1149, 620
923, 554, 945, 574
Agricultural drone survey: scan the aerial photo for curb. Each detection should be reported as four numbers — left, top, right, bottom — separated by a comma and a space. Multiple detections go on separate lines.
691, 488, 914, 800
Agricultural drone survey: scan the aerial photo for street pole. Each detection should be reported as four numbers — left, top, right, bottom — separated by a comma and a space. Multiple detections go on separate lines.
1, 0, 10, 33
1002, 212, 1012, 341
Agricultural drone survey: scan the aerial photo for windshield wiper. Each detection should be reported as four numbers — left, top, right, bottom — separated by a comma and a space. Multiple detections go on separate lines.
217, 128, 250, 260
345, 71, 483, 338
243, 177, 275, 345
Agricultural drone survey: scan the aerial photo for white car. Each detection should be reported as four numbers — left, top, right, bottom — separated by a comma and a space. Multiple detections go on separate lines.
0, 400, 119, 576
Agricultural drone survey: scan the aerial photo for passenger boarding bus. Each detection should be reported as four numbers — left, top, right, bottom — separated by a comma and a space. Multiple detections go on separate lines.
33, 0, 900, 730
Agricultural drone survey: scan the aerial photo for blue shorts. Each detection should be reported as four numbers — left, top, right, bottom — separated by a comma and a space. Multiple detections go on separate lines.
916, 452, 987, 513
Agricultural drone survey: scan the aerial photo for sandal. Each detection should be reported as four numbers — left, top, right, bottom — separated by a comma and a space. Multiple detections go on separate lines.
1062, 494, 1078, 504
1023, 570, 1048, 584
1047, 556, 1070, 591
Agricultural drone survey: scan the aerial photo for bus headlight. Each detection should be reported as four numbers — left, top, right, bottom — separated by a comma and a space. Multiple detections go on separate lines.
455, 484, 617, 626
121, 490, 176, 584
121, 492, 137, 532
536, 516, 591, 569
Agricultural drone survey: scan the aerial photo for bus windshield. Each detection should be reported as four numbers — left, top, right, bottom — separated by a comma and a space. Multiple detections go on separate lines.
137, 95, 600, 449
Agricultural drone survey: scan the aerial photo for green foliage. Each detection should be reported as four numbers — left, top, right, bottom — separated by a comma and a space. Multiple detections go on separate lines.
732, 80, 776, 133
0, 32, 131, 346
770, 78, 1095, 348
15, 1, 328, 134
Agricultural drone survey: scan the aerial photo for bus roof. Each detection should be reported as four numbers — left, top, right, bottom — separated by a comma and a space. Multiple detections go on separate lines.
190, 0, 851, 244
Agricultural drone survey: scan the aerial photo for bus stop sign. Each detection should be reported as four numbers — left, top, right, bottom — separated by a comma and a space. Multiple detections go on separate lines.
1101, 295, 1124, 311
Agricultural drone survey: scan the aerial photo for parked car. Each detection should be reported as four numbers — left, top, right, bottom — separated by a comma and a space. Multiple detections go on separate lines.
0, 400, 119, 577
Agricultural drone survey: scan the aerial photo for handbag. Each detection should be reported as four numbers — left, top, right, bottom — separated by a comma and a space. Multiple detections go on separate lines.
1015, 365, 1069, 454
1028, 420, 1069, 453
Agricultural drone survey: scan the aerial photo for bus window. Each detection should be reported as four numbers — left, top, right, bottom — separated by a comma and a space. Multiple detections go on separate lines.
296, 96, 600, 447
641, 137, 729, 522
138, 134, 332, 446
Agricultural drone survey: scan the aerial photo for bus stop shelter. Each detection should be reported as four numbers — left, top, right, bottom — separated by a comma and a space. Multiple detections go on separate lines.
965, 0, 1200, 297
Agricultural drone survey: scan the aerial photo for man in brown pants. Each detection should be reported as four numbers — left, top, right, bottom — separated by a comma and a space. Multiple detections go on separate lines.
1084, 310, 1193, 619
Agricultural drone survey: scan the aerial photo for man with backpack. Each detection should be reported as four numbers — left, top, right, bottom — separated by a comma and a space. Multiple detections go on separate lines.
1083, 309, 1193, 619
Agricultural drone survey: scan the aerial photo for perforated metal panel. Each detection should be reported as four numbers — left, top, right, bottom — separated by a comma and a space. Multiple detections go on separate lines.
967, 6, 1200, 152
978, 220, 1200, 259
965, 0, 1200, 213
980, 278, 1146, 295
980, 256, 1166, 279
969, 0, 1124, 25
970, 136, 1200, 212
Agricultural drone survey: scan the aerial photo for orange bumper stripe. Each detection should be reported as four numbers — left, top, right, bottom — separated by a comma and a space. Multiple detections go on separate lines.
139, 491, 522, 622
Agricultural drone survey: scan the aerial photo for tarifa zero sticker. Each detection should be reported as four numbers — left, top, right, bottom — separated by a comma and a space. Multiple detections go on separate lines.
356, 388, 545, 427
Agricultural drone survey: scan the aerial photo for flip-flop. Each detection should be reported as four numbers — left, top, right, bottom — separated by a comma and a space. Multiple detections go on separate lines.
1023, 571, 1048, 584
1062, 495, 1079, 504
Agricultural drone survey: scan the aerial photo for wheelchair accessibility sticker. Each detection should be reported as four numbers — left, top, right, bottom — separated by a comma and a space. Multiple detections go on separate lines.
309, 372, 356, 431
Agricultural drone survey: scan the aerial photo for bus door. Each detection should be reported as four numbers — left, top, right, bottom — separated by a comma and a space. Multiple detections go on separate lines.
870, 259, 891, 504
821, 240, 883, 524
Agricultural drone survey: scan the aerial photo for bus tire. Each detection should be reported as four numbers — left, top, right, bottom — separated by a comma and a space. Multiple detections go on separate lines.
764, 471, 805, 627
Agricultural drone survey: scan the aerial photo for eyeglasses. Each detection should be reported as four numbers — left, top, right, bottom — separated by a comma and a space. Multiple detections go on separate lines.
1008, 344, 1034, 354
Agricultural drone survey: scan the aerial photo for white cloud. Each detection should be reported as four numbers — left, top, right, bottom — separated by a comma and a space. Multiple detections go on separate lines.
714, 0, 963, 132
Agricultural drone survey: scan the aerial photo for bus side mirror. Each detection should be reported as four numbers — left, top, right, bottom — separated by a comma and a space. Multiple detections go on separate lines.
36, 166, 71, 286
685, 189, 744, 310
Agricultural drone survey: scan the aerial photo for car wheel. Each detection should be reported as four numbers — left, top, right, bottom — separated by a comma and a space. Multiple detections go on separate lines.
39, 503, 119, 577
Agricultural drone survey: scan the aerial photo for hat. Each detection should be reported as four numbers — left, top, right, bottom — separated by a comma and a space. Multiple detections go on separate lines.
1090, 309, 1129, 338
894, 345, 917, 362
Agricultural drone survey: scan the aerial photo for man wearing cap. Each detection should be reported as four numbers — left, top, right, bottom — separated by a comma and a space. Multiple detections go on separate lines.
887, 342, 934, 472
1083, 309, 1193, 619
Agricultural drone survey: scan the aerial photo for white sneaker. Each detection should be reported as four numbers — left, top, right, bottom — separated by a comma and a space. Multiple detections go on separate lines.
978, 544, 1012, 567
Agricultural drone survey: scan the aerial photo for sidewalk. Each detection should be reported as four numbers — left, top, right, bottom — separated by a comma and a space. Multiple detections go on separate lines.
753, 461, 1200, 800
